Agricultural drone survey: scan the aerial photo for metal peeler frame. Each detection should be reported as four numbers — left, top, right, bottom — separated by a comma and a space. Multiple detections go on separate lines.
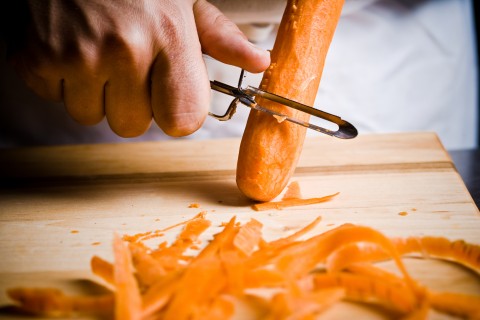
209, 70, 358, 139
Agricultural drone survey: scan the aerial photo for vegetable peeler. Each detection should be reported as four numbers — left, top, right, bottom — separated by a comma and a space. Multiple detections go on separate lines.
209, 70, 358, 139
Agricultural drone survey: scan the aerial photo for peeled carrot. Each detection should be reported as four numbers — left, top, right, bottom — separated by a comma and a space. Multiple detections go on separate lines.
236, 0, 345, 201
252, 192, 340, 211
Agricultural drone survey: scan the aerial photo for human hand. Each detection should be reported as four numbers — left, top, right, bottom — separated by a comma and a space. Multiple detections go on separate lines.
9, 0, 270, 137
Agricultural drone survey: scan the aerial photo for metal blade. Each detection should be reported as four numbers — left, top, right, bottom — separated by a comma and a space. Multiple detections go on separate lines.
244, 86, 358, 139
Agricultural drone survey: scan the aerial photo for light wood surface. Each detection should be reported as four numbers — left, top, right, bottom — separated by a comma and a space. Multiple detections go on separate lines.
0, 132, 479, 319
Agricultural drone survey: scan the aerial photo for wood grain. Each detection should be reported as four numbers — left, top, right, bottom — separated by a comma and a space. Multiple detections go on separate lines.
0, 132, 478, 319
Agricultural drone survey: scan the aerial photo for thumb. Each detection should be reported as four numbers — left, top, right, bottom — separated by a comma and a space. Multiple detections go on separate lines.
193, 0, 271, 73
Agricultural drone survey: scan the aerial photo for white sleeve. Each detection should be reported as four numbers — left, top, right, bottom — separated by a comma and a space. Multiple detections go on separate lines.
314, 0, 477, 149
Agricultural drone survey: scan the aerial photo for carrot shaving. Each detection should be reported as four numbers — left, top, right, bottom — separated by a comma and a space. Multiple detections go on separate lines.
429, 291, 480, 319
6, 288, 114, 317
129, 242, 166, 290
395, 236, 480, 272
90, 255, 114, 286
233, 218, 263, 256
327, 236, 480, 274
267, 216, 322, 248
313, 272, 417, 314
113, 233, 142, 320
194, 295, 235, 320
282, 181, 302, 200
6, 215, 480, 319
265, 287, 344, 320
252, 192, 339, 211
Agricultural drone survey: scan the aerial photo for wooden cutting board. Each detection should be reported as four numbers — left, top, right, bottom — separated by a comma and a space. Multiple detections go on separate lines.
0, 132, 479, 319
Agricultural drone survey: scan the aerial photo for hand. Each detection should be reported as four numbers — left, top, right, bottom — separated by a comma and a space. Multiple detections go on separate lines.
9, 0, 270, 137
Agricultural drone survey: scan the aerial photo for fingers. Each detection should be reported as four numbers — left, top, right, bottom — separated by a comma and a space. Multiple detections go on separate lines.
102, 42, 153, 137
62, 68, 105, 126
193, 0, 271, 73
150, 7, 210, 137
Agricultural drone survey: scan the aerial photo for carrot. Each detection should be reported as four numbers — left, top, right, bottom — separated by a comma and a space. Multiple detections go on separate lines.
236, 0, 345, 201
129, 242, 167, 290
244, 268, 286, 288
394, 236, 480, 273
142, 217, 238, 318
124, 212, 207, 244
162, 256, 226, 320
282, 181, 302, 200
6, 288, 114, 317
113, 233, 142, 320
313, 272, 418, 314
150, 214, 211, 271
90, 255, 114, 286
141, 270, 182, 318
252, 192, 340, 211
344, 263, 406, 286
327, 236, 480, 274
273, 224, 416, 288
266, 287, 344, 320
429, 291, 480, 319
193, 295, 235, 320
6, 215, 480, 319
220, 249, 247, 295
267, 216, 322, 248
233, 218, 263, 256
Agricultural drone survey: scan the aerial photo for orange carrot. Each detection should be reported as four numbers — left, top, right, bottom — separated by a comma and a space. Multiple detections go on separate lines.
236, 0, 345, 201
146, 214, 211, 273
429, 292, 480, 319
113, 233, 142, 320
194, 295, 235, 320
129, 242, 167, 290
142, 270, 182, 318
267, 216, 322, 248
266, 287, 344, 320
90, 255, 114, 286
282, 181, 302, 200
6, 215, 480, 320
273, 224, 415, 287
233, 218, 263, 256
394, 236, 480, 273
162, 256, 226, 320
344, 263, 406, 286
313, 272, 418, 314
252, 192, 339, 211
327, 236, 480, 274
244, 268, 286, 288
6, 288, 113, 317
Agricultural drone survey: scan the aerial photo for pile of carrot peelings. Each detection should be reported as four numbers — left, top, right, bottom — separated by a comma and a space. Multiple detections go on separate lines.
7, 213, 480, 319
